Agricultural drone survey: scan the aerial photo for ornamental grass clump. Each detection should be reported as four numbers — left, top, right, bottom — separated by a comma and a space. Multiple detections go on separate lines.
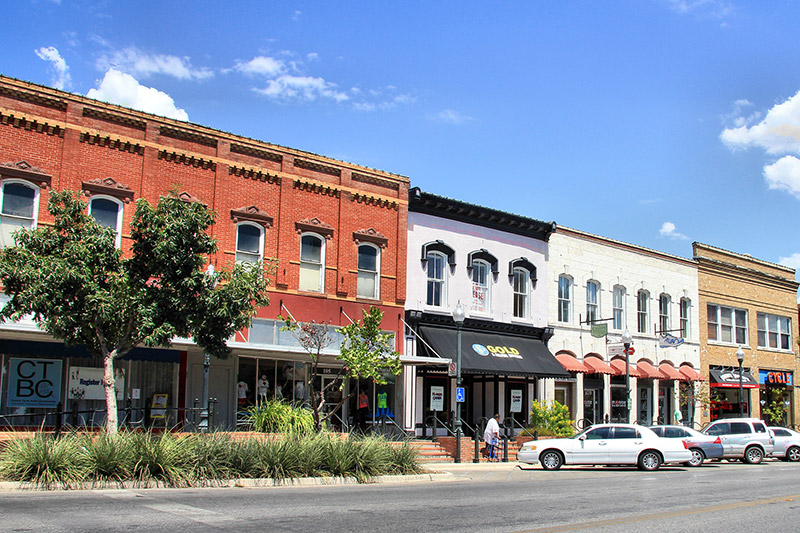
128, 431, 195, 487
188, 432, 236, 482
81, 432, 134, 484
0, 432, 87, 488
387, 441, 422, 475
246, 400, 315, 434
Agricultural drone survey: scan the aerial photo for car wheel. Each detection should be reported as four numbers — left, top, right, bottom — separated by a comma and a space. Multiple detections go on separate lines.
743, 446, 764, 465
786, 446, 800, 462
540, 450, 563, 471
638, 450, 662, 471
684, 448, 704, 467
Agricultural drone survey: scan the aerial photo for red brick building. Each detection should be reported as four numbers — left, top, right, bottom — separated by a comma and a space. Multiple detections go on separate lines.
0, 76, 409, 430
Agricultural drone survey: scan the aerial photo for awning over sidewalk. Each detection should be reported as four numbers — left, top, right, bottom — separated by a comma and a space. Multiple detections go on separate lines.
610, 358, 644, 378
658, 362, 682, 381
709, 368, 759, 389
679, 365, 703, 381
635, 360, 663, 379
555, 353, 591, 373
416, 325, 569, 378
582, 356, 615, 375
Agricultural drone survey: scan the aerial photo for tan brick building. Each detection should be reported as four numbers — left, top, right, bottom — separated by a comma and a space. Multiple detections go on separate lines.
695, 243, 799, 426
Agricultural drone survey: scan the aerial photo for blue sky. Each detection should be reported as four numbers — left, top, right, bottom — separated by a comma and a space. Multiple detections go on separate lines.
4, 1, 800, 285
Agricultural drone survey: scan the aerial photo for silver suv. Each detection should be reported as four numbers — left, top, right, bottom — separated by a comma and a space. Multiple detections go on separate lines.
701, 418, 774, 464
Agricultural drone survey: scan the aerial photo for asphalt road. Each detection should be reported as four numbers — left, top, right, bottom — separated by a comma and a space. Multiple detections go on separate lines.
3, 460, 800, 532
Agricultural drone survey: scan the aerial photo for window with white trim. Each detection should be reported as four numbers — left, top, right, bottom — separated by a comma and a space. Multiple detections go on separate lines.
612, 285, 625, 330
426, 251, 446, 307
89, 196, 123, 248
637, 290, 649, 333
299, 233, 324, 292
512, 267, 529, 319
0, 180, 39, 248
471, 259, 490, 313
680, 298, 691, 338
707, 304, 747, 344
357, 243, 380, 300
235, 222, 264, 264
558, 275, 572, 323
659, 293, 671, 334
757, 312, 792, 350
586, 280, 599, 324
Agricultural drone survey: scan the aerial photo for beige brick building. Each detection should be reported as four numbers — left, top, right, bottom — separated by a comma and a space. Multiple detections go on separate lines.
694, 243, 799, 426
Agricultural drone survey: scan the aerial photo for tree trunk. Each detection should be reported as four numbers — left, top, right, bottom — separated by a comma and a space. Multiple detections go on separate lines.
103, 352, 119, 434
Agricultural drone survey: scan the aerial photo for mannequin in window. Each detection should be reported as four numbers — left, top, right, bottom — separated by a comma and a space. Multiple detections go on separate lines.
377, 388, 389, 418
257, 375, 269, 403
237, 381, 249, 406
357, 389, 369, 431
294, 380, 306, 408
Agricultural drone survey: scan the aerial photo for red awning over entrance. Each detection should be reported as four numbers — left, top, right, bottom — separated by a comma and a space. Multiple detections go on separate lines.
658, 363, 682, 381
609, 358, 644, 378
583, 356, 615, 375
556, 353, 591, 373
679, 365, 703, 381
635, 360, 663, 379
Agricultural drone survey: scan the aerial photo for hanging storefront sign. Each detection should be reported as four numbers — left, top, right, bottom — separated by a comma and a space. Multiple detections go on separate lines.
7, 358, 63, 408
591, 323, 608, 338
68, 366, 125, 400
759, 370, 793, 386
510, 389, 523, 412
658, 334, 684, 348
430, 385, 444, 411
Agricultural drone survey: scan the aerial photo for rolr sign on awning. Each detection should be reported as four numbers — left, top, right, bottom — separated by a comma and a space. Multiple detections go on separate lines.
709, 368, 759, 389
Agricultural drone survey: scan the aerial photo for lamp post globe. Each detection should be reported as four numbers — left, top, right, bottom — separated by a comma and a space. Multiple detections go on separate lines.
452, 302, 466, 463
736, 346, 745, 418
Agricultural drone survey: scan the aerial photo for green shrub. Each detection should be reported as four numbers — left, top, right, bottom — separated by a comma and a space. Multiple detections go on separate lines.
128, 432, 195, 486
82, 432, 134, 483
528, 400, 574, 437
188, 432, 236, 481
0, 432, 87, 487
388, 441, 423, 475
246, 400, 315, 434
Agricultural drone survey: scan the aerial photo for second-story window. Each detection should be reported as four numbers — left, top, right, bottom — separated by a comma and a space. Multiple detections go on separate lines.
659, 293, 671, 334
357, 244, 380, 299
586, 281, 599, 323
612, 285, 626, 330
680, 298, 691, 338
89, 197, 123, 248
299, 233, 324, 292
471, 260, 490, 314
707, 304, 747, 345
757, 312, 792, 350
0, 181, 39, 248
637, 290, 649, 333
558, 275, 572, 322
426, 251, 446, 307
235, 223, 263, 263
512, 268, 529, 319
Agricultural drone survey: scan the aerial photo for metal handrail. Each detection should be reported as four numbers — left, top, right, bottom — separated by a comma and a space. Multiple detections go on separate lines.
429, 413, 457, 438
375, 414, 412, 439
326, 411, 350, 433
504, 416, 536, 438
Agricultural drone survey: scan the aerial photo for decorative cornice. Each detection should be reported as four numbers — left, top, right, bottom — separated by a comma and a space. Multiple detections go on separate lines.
0, 85, 67, 111
0, 160, 52, 188
293, 178, 340, 197
230, 206, 273, 228
229, 165, 281, 184
177, 191, 205, 205
157, 150, 216, 171
80, 132, 145, 155
351, 172, 399, 191
294, 158, 341, 177
82, 107, 147, 131
0, 111, 65, 138
351, 192, 398, 210
159, 125, 218, 148
230, 143, 282, 163
81, 177, 135, 203
353, 228, 388, 248
295, 217, 334, 239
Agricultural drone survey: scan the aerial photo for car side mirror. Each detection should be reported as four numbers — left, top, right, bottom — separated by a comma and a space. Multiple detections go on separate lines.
578, 434, 587, 441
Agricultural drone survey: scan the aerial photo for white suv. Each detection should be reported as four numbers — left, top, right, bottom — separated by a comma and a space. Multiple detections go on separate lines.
701, 418, 774, 464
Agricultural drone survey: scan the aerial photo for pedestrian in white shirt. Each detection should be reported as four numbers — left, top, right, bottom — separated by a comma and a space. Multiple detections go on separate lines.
483, 414, 501, 461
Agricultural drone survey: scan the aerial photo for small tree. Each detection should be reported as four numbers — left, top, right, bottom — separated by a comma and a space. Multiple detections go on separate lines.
0, 190, 273, 433
282, 306, 401, 432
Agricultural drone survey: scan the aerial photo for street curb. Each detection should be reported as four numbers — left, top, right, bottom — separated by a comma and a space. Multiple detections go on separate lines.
0, 472, 455, 492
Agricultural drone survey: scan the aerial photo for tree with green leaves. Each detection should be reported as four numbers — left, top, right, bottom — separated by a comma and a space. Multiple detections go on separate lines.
281, 306, 401, 432
0, 190, 273, 433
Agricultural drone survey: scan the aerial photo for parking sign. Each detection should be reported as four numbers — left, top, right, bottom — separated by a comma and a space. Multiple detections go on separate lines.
456, 387, 465, 403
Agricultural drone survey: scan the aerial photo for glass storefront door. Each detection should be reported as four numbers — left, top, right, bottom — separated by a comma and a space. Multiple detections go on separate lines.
583, 388, 601, 425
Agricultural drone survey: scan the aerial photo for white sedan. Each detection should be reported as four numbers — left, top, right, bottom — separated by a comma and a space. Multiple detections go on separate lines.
517, 424, 692, 471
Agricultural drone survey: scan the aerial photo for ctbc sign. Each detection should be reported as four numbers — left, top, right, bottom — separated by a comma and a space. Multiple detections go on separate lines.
7, 358, 63, 408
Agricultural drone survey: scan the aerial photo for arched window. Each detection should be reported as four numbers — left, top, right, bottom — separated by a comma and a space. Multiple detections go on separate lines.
558, 275, 572, 323
512, 267, 529, 319
471, 259, 491, 314
659, 293, 671, 334
89, 196, 123, 248
426, 251, 446, 307
680, 297, 691, 338
299, 233, 325, 292
637, 290, 649, 333
235, 222, 264, 263
612, 285, 626, 331
0, 180, 39, 248
586, 280, 600, 323
357, 243, 380, 300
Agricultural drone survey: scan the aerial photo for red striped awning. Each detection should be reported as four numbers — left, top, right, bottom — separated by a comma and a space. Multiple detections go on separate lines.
658, 363, 682, 381
635, 360, 663, 379
679, 365, 704, 381
556, 353, 591, 373
583, 356, 615, 375
610, 358, 644, 378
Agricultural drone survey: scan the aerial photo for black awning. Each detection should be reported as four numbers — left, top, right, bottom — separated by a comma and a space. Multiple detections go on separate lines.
709, 368, 759, 389
417, 325, 569, 378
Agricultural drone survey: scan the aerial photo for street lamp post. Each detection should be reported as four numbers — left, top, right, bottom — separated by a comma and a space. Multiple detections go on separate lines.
453, 302, 466, 464
622, 330, 633, 423
736, 346, 745, 418
199, 353, 210, 432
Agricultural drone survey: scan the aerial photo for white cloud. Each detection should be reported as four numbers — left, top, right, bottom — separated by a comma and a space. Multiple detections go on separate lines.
763, 156, 800, 199
306, 52, 319, 62
35, 46, 71, 90
778, 252, 800, 271
97, 47, 213, 81
430, 109, 473, 125
721, 90, 800, 155
254, 75, 348, 103
659, 222, 688, 240
87, 69, 189, 121
234, 56, 285, 77
666, 0, 734, 19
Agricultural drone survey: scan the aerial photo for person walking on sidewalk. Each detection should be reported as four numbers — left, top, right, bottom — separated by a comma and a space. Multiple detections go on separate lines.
483, 414, 501, 461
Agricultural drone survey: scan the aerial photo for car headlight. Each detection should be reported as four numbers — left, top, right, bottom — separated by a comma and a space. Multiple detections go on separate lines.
520, 443, 536, 451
